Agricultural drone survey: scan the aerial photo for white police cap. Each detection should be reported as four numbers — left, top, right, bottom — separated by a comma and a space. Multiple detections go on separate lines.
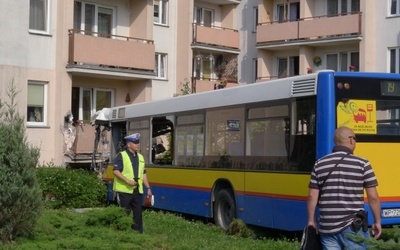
124, 133, 140, 142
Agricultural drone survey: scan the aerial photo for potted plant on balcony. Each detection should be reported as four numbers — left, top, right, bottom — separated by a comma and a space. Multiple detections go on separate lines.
313, 56, 322, 67
307, 67, 313, 74
349, 65, 356, 72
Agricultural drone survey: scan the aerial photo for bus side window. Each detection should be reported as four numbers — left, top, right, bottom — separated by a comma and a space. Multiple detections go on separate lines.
245, 105, 289, 171
290, 97, 316, 172
151, 116, 174, 165
176, 114, 205, 167
125, 120, 151, 164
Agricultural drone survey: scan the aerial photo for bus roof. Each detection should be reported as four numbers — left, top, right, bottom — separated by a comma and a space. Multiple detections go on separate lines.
110, 73, 319, 121
108, 71, 400, 121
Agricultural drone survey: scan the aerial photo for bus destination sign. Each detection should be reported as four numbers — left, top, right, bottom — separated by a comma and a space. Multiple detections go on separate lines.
381, 80, 400, 96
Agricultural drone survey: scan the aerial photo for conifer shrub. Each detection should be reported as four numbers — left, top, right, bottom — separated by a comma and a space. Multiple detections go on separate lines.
226, 218, 256, 239
0, 82, 43, 243
36, 167, 107, 209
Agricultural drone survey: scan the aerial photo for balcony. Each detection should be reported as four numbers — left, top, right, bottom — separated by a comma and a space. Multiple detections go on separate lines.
63, 122, 110, 166
193, 77, 238, 93
257, 13, 362, 47
68, 30, 155, 77
192, 24, 240, 51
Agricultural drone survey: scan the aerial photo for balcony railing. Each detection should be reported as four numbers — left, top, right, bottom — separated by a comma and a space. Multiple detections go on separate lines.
192, 77, 238, 93
63, 122, 110, 165
192, 24, 239, 49
68, 29, 155, 71
257, 12, 362, 45
257, 75, 294, 82
198, 0, 241, 4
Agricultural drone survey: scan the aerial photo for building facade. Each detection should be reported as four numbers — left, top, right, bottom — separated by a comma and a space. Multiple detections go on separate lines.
0, 0, 399, 166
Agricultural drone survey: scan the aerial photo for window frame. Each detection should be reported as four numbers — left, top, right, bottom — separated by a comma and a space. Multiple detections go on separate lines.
27, 81, 48, 126
93, 88, 114, 114
151, 116, 174, 165
78, 87, 114, 121
277, 1, 300, 22
326, 51, 359, 71
390, 0, 400, 16
176, 113, 205, 166
253, 58, 258, 82
193, 53, 215, 80
154, 0, 168, 25
277, 56, 299, 78
327, 0, 360, 15
389, 47, 400, 73
253, 6, 258, 32
29, 0, 50, 34
73, 1, 116, 37
155, 53, 167, 79
194, 7, 214, 27
206, 107, 245, 157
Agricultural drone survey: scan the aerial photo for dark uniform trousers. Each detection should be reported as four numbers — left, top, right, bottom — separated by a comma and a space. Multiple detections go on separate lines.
117, 188, 143, 233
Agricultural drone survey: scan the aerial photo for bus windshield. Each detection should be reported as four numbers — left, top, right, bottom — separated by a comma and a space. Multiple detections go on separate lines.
335, 76, 400, 138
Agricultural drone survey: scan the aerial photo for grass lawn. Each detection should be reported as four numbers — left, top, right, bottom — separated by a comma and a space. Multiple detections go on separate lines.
5, 206, 301, 250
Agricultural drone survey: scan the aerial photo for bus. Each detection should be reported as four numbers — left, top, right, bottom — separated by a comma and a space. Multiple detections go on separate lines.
101, 70, 400, 231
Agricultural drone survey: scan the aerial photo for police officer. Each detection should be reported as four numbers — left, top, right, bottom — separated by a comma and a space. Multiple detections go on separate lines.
113, 133, 152, 233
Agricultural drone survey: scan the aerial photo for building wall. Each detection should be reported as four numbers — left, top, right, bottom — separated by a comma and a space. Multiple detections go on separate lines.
238, 0, 258, 84
0, 0, 69, 165
174, 0, 194, 95
152, 0, 179, 99
375, 1, 400, 72
1, 0, 400, 165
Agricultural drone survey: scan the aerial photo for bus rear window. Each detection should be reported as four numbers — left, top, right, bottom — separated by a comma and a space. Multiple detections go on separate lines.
336, 76, 400, 137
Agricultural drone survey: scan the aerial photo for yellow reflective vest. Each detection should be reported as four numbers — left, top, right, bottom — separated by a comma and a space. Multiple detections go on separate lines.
113, 151, 145, 194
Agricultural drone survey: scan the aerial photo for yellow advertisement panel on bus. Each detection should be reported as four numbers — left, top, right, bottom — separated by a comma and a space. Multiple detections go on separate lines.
337, 99, 377, 134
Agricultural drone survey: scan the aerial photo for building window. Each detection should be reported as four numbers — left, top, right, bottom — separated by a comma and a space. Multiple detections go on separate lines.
326, 52, 359, 71
155, 53, 167, 79
194, 53, 215, 80
277, 56, 299, 78
154, 0, 168, 25
391, 0, 400, 15
253, 58, 258, 82
253, 6, 258, 32
194, 7, 213, 27
71, 87, 113, 122
326, 54, 338, 71
27, 81, 48, 125
327, 0, 360, 15
74, 1, 114, 37
29, 0, 50, 33
277, 2, 299, 22
390, 48, 400, 73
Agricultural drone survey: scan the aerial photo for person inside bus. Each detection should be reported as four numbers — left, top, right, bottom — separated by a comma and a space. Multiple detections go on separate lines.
306, 126, 381, 249
113, 133, 152, 233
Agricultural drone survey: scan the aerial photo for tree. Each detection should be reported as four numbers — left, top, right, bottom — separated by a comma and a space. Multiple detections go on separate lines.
0, 81, 43, 242
179, 78, 192, 95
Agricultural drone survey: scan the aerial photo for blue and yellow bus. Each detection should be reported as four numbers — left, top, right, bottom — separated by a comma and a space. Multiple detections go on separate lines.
102, 71, 400, 231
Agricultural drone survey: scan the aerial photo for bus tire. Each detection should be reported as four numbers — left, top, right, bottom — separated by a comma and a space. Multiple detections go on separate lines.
214, 189, 236, 230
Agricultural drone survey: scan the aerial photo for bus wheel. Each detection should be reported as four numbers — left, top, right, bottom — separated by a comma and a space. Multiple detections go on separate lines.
214, 189, 236, 230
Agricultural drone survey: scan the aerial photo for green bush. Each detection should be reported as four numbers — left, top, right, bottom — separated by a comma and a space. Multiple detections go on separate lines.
0, 82, 43, 243
226, 219, 256, 239
36, 167, 107, 209
84, 206, 131, 230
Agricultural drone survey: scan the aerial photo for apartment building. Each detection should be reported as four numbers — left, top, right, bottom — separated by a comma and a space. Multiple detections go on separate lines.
256, 0, 400, 79
0, 0, 399, 166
